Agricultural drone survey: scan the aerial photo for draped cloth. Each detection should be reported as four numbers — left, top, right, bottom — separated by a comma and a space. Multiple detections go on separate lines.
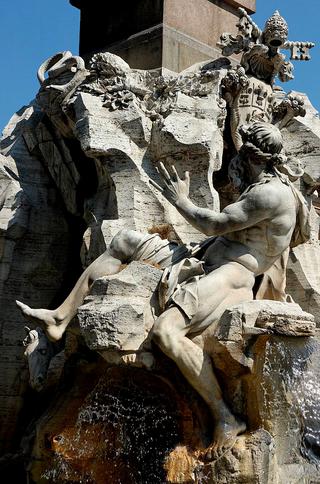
130, 233, 189, 269
254, 171, 311, 301
129, 232, 210, 315
289, 181, 312, 248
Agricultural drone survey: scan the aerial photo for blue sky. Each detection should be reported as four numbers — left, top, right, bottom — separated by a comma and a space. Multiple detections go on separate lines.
0, 0, 79, 131
254, 0, 319, 113
0, 0, 319, 131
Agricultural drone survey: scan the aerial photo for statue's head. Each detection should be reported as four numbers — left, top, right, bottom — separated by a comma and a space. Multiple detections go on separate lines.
23, 326, 57, 391
229, 123, 287, 190
239, 122, 285, 166
263, 10, 288, 48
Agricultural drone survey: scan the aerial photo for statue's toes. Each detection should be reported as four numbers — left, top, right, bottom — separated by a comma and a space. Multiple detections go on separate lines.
205, 448, 213, 461
214, 439, 237, 461
16, 300, 30, 314
213, 447, 225, 461
16, 300, 37, 322
202, 443, 218, 462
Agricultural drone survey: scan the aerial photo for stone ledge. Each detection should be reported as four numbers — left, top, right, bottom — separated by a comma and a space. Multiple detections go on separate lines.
223, 0, 256, 14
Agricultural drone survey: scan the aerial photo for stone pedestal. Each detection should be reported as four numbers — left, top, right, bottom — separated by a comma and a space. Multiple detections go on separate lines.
70, 0, 256, 71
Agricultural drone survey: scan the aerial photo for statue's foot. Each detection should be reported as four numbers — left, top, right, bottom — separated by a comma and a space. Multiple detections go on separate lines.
16, 300, 64, 342
200, 418, 246, 462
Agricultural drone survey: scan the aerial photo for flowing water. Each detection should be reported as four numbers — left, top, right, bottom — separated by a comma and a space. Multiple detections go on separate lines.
42, 370, 181, 483
40, 337, 320, 483
262, 336, 320, 466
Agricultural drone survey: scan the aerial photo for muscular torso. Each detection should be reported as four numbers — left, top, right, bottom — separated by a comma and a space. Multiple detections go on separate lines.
203, 178, 297, 275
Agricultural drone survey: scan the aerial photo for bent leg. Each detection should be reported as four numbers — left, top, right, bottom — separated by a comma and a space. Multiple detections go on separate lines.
17, 229, 145, 341
152, 306, 246, 454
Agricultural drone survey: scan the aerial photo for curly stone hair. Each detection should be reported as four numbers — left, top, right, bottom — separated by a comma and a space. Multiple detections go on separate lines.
239, 122, 287, 167
228, 122, 287, 190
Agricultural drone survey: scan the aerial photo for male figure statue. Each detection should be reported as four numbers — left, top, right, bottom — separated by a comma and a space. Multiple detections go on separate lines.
17, 122, 310, 457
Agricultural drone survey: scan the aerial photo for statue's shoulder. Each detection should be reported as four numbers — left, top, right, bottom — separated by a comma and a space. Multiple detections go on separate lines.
243, 177, 290, 211
261, 177, 297, 213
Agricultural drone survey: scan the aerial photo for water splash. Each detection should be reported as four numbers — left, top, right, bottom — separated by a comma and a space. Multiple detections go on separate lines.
42, 370, 181, 483
262, 336, 320, 466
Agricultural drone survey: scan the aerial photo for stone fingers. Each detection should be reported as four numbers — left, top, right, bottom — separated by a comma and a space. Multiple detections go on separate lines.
159, 161, 171, 182
184, 170, 190, 189
149, 178, 164, 193
169, 164, 180, 181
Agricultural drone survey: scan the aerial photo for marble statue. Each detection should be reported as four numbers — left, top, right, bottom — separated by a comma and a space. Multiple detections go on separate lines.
1, 3, 318, 480
17, 121, 310, 458
218, 8, 313, 150
218, 8, 314, 84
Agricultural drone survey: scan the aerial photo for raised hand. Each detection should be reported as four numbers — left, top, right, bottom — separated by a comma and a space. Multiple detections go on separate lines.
150, 161, 190, 207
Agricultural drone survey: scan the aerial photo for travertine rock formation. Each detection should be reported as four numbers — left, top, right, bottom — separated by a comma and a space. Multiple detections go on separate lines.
0, 105, 82, 462
1, 8, 320, 484
78, 261, 161, 366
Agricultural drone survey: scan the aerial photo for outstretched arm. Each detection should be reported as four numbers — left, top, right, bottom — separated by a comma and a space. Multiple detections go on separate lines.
151, 163, 272, 237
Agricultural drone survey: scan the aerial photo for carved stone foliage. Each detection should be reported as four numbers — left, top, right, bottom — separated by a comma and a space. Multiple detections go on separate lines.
272, 93, 306, 128
80, 52, 149, 112
79, 52, 225, 123
143, 68, 220, 120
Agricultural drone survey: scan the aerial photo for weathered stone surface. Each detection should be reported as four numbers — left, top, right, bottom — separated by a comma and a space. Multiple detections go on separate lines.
78, 261, 162, 352
282, 93, 320, 195
234, 300, 315, 335
272, 318, 316, 336
78, 299, 147, 352
1, 9, 320, 479
198, 300, 315, 381
191, 430, 277, 484
0, 105, 82, 455
90, 260, 162, 298
279, 97, 320, 322
71, 55, 227, 247
287, 243, 320, 321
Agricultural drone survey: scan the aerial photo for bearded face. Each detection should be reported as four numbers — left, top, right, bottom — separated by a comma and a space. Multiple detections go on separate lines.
228, 154, 270, 192
228, 155, 246, 192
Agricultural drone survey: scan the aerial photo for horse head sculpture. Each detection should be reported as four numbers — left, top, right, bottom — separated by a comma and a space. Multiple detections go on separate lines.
23, 326, 59, 391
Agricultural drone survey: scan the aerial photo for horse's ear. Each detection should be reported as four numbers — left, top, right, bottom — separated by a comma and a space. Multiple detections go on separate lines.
23, 336, 30, 347
23, 327, 37, 347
